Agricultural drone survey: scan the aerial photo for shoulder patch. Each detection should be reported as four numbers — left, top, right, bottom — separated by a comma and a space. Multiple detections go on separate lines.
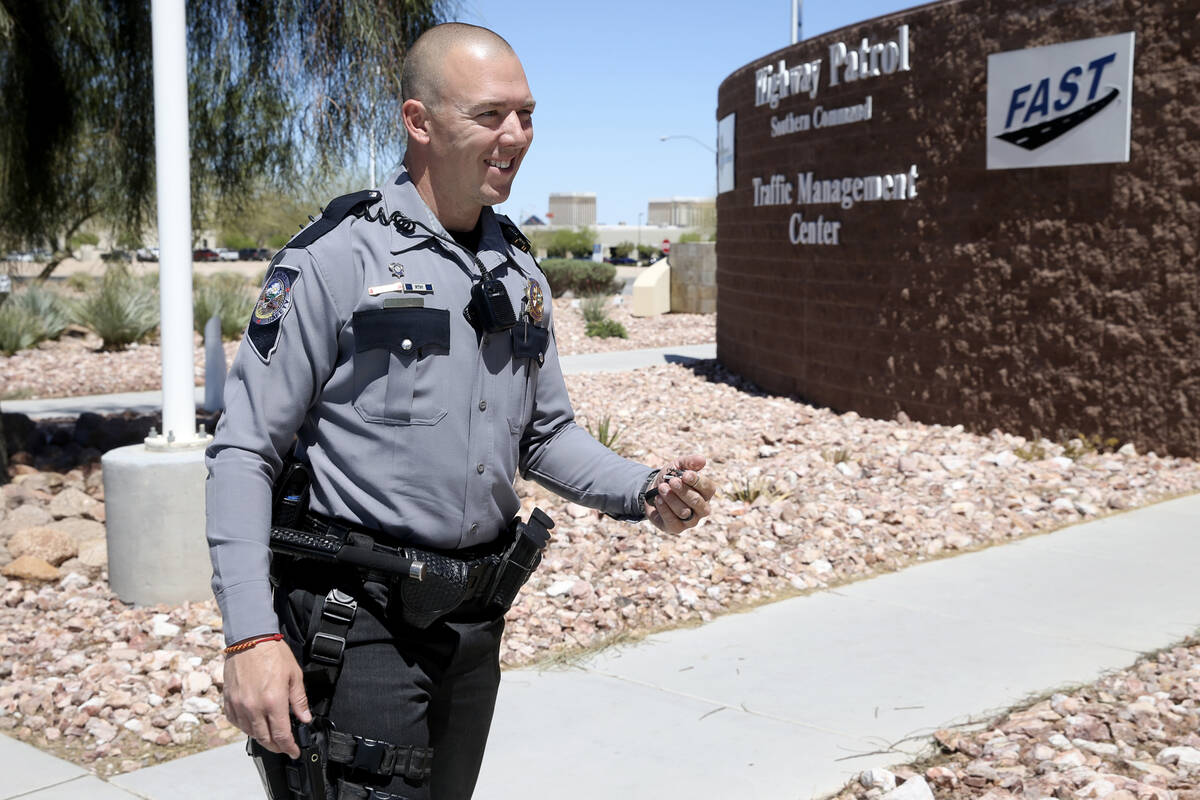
247, 264, 300, 363
285, 189, 382, 250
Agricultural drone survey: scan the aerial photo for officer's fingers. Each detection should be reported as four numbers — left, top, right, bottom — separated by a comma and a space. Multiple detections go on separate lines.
668, 475, 709, 510
288, 670, 312, 725
266, 704, 300, 760
672, 454, 707, 473
678, 467, 717, 502
655, 494, 690, 529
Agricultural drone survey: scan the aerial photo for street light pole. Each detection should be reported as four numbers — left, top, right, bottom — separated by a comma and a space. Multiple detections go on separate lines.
792, 0, 803, 44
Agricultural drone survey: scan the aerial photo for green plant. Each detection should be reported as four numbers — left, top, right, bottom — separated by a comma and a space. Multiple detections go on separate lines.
220, 232, 256, 251
580, 294, 608, 324
70, 264, 159, 349
585, 318, 627, 339
0, 300, 40, 355
636, 244, 659, 261
678, 232, 702, 244
586, 415, 622, 453
68, 232, 100, 249
822, 447, 850, 464
194, 273, 255, 339
65, 273, 95, 292
1061, 432, 1122, 460
731, 477, 791, 504
610, 241, 634, 259
10, 284, 71, 340
1014, 439, 1049, 461
539, 259, 617, 296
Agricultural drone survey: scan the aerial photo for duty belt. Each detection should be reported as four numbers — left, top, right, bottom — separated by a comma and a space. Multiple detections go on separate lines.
268, 508, 554, 629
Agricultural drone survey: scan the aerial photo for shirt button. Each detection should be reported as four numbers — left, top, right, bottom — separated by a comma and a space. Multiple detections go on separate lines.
478, 400, 487, 411
470, 523, 479, 535
476, 463, 485, 474
401, 338, 413, 351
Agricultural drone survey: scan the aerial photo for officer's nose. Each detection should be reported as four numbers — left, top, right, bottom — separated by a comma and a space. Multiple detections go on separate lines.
499, 110, 531, 149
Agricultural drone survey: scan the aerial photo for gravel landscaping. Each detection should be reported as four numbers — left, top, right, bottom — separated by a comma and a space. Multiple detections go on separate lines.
828, 639, 1200, 799
2, 312, 1199, 788
0, 294, 713, 400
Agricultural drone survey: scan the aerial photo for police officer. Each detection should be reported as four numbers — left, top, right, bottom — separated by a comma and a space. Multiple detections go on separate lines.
207, 22, 715, 800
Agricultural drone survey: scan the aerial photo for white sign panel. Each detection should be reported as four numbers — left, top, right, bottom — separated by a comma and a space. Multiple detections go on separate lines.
717, 113, 736, 193
987, 32, 1134, 170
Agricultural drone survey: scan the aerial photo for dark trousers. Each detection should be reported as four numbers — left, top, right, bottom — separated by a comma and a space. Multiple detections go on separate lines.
274, 574, 505, 800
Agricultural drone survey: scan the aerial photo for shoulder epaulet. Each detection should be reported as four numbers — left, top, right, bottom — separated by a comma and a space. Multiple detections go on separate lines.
286, 189, 382, 250
496, 214, 533, 254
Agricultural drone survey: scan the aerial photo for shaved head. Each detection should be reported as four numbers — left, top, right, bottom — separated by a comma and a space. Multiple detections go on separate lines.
402, 23, 516, 111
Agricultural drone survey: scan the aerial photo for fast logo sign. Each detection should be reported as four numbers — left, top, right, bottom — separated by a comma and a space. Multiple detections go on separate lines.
987, 32, 1134, 170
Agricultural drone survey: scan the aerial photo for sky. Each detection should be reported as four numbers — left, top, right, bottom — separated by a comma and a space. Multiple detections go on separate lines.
452, 0, 922, 226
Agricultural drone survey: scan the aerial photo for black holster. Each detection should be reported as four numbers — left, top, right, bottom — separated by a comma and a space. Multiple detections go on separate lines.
247, 721, 327, 800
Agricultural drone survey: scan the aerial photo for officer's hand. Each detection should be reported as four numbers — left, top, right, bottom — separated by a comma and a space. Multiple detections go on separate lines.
222, 639, 312, 759
648, 455, 716, 534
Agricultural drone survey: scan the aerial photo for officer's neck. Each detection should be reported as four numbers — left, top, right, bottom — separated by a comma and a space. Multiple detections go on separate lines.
406, 160, 483, 233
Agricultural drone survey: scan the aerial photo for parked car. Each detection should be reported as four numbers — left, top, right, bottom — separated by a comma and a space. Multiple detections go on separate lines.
193, 248, 220, 262
100, 250, 132, 262
605, 256, 637, 265
5, 251, 34, 262
238, 247, 272, 260
136, 247, 159, 261
217, 249, 239, 261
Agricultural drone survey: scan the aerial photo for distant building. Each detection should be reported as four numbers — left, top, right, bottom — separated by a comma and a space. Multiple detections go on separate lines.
548, 192, 597, 227
647, 197, 716, 229
521, 214, 547, 227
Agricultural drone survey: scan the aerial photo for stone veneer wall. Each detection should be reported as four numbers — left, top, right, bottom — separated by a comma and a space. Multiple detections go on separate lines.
670, 242, 717, 314
715, 0, 1200, 456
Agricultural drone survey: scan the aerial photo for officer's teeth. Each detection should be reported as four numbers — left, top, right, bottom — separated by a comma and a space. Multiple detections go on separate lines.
486, 160, 511, 168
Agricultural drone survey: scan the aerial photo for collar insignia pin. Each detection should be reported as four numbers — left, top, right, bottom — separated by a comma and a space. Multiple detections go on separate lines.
389, 262, 405, 279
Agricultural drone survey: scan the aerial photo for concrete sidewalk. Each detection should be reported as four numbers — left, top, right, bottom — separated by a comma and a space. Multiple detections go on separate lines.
0, 343, 717, 420
3, 492, 1198, 799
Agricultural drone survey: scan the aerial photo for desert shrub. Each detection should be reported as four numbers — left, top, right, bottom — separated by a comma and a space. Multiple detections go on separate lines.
0, 300, 40, 355
194, 273, 255, 339
65, 273, 95, 292
71, 264, 160, 349
585, 415, 623, 453
11, 285, 71, 340
539, 259, 617, 296
580, 294, 608, 324
584, 318, 627, 339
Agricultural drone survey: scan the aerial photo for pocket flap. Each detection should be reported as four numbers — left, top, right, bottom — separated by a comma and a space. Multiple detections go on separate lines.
512, 322, 550, 362
354, 307, 451, 354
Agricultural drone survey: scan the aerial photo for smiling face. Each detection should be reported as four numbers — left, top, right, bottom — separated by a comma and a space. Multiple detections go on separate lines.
414, 44, 535, 230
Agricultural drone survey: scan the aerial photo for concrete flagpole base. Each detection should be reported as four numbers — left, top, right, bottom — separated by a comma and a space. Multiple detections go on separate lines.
102, 443, 212, 605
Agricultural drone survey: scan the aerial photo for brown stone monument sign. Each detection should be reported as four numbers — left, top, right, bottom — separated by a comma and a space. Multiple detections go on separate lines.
715, 0, 1199, 456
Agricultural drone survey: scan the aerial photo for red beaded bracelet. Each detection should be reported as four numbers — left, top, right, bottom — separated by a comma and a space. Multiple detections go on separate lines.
222, 633, 284, 656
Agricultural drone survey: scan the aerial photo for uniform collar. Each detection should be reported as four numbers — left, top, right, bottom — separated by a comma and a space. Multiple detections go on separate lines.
381, 167, 511, 272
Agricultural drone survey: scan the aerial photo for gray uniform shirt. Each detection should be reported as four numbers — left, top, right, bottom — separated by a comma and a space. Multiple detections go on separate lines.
206, 168, 652, 645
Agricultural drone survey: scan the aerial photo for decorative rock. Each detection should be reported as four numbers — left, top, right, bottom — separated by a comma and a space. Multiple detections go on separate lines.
48, 517, 106, 543
77, 539, 108, 570
182, 697, 221, 715
0, 504, 54, 536
546, 580, 575, 598
48, 488, 102, 520
7, 526, 78, 565
1156, 745, 1200, 767
152, 615, 181, 638
1, 555, 61, 581
86, 717, 118, 743
859, 768, 897, 791
881, 776, 934, 800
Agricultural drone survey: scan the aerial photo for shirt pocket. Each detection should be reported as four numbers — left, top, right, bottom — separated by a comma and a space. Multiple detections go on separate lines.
507, 323, 549, 434
352, 307, 451, 426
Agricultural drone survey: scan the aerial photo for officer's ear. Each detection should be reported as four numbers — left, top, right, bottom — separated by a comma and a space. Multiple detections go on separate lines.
402, 98, 432, 145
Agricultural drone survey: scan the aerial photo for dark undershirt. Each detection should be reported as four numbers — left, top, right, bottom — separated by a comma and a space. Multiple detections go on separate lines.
447, 217, 484, 253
